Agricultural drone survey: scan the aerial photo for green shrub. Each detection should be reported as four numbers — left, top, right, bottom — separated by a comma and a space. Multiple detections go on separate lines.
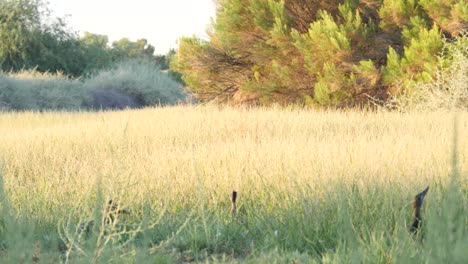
0, 70, 86, 111
84, 60, 186, 107
0, 60, 187, 111
384, 34, 467, 111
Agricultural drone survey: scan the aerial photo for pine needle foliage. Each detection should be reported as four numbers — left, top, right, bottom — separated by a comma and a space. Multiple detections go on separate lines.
172, 0, 467, 107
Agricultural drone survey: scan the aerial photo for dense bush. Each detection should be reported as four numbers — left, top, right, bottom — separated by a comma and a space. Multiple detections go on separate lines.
0, 70, 85, 111
384, 35, 468, 111
84, 60, 186, 108
0, 60, 186, 111
172, 0, 468, 107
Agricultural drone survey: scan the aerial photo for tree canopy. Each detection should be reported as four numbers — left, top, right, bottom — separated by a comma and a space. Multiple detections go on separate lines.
172, 0, 467, 106
0, 0, 169, 76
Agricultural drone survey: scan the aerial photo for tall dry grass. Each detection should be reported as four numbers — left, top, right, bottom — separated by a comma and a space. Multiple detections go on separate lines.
0, 107, 466, 262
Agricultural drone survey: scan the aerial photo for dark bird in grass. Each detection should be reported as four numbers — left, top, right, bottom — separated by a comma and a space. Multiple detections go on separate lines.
104, 199, 131, 225
59, 199, 131, 257
230, 191, 237, 219
410, 186, 429, 235
76, 199, 131, 236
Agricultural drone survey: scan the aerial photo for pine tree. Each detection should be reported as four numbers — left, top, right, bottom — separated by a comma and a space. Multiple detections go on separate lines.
172, 0, 466, 106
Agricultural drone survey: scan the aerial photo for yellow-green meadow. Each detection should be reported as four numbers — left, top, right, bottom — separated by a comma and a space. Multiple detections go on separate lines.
0, 106, 466, 263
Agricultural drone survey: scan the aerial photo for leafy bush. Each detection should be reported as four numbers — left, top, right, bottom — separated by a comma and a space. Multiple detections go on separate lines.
0, 60, 187, 111
84, 60, 186, 108
383, 35, 468, 111
0, 70, 86, 111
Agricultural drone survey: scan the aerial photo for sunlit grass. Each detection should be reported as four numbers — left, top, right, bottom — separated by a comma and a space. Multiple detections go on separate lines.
0, 106, 466, 263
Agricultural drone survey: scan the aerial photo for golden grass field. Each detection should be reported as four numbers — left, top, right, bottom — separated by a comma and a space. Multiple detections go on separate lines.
0, 106, 467, 262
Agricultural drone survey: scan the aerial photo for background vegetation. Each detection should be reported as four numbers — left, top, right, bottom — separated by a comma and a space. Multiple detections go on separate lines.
1, 0, 466, 110
0, 107, 466, 262
385, 36, 467, 111
0, 61, 185, 111
173, 0, 467, 107
0, 0, 173, 76
0, 0, 186, 110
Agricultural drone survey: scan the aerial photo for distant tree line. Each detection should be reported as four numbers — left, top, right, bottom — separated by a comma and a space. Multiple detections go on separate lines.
172, 0, 467, 107
0, 0, 186, 111
0, 0, 173, 77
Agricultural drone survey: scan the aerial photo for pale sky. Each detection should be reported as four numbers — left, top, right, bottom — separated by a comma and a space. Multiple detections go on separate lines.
48, 0, 216, 55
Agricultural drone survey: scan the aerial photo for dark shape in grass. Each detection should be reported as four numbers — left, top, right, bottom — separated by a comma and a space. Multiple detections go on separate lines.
89, 89, 140, 110
410, 186, 429, 235
231, 191, 237, 219
74, 199, 131, 239
59, 199, 131, 256
104, 199, 131, 225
